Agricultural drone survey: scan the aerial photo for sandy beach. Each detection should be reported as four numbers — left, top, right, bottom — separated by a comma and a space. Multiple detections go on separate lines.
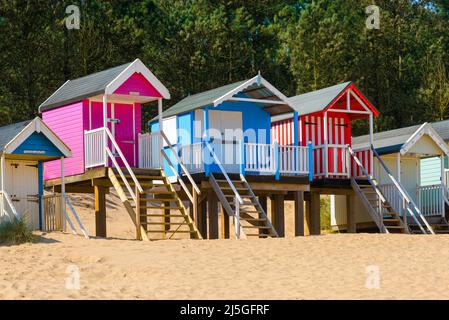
1, 195, 449, 300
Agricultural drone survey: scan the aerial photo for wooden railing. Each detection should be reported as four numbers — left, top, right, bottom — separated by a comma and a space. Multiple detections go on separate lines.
379, 183, 404, 216
180, 142, 206, 174
244, 143, 276, 174
42, 193, 63, 231
279, 145, 310, 175
84, 128, 105, 168
352, 147, 373, 178
326, 144, 350, 177
417, 184, 444, 216
138, 132, 162, 169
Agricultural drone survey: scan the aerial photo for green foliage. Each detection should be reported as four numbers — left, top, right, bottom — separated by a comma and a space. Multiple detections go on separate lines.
0, 0, 448, 131
320, 196, 331, 231
0, 217, 36, 245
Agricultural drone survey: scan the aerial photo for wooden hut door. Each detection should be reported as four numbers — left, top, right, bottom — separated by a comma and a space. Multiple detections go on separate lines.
5, 160, 39, 229
113, 103, 136, 167
209, 110, 243, 173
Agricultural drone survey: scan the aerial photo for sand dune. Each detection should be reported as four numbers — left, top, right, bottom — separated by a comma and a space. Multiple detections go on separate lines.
1, 196, 449, 300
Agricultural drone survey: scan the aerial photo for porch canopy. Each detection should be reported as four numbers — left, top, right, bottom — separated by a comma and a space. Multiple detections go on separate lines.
353, 122, 449, 158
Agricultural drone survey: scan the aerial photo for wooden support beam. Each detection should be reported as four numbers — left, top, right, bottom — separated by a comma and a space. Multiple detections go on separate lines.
220, 204, 230, 239
310, 192, 321, 235
208, 191, 219, 239
94, 185, 107, 238
164, 201, 170, 234
294, 191, 305, 237
271, 194, 285, 237
346, 195, 356, 233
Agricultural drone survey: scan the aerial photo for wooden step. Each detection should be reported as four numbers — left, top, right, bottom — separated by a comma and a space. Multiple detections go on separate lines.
141, 214, 186, 218
246, 233, 274, 237
242, 225, 272, 229
146, 230, 195, 234
134, 205, 183, 210
124, 175, 166, 180
386, 225, 405, 229
141, 222, 191, 226
143, 190, 175, 195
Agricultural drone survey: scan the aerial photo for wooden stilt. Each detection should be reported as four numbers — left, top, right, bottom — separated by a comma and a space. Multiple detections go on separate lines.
310, 192, 321, 235
271, 194, 285, 237
304, 198, 311, 235
294, 191, 305, 237
94, 185, 107, 238
208, 191, 219, 239
346, 194, 356, 233
197, 197, 208, 239
220, 204, 230, 239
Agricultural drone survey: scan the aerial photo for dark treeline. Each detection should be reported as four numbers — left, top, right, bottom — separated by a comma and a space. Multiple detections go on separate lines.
0, 0, 448, 134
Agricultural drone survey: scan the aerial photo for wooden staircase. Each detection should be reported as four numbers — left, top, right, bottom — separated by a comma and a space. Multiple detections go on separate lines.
108, 168, 202, 240
351, 178, 408, 234
409, 215, 449, 234
209, 173, 278, 238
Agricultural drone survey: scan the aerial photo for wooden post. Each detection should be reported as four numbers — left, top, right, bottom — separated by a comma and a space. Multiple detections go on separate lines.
197, 196, 208, 239
136, 188, 142, 240
61, 157, 66, 232
310, 192, 321, 235
346, 194, 356, 233
208, 191, 219, 239
271, 194, 285, 237
220, 204, 230, 239
304, 197, 311, 236
294, 191, 305, 236
94, 185, 107, 238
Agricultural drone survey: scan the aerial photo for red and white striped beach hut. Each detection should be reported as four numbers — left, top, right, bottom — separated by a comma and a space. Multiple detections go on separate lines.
271, 82, 379, 179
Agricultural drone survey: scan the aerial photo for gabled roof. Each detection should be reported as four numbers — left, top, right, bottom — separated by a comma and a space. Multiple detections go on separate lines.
286, 81, 378, 117
156, 81, 247, 119
289, 82, 352, 116
152, 74, 293, 121
353, 121, 449, 156
39, 59, 170, 113
0, 120, 33, 152
0, 117, 71, 158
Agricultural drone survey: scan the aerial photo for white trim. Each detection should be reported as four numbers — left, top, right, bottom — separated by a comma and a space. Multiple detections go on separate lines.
213, 74, 291, 108
88, 100, 92, 130
105, 58, 170, 99
111, 103, 116, 153
400, 123, 449, 157
226, 97, 288, 105
133, 103, 136, 167
3, 117, 71, 157
350, 90, 371, 113
329, 109, 371, 115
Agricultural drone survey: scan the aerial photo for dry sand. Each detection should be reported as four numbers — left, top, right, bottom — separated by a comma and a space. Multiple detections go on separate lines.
1, 194, 449, 300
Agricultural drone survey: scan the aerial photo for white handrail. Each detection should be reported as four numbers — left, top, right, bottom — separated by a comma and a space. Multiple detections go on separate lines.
160, 131, 201, 195
371, 147, 434, 234
205, 141, 243, 205
105, 128, 143, 194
